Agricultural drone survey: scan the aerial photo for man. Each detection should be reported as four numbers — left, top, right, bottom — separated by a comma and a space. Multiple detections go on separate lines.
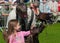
57, 0, 60, 22
0, 6, 2, 27
6, 4, 16, 28
39, 0, 51, 13
2, 5, 10, 28
39, 0, 53, 24
48, 0, 58, 23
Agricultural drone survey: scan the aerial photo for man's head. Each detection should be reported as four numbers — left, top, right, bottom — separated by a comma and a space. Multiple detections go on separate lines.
52, 0, 55, 2
42, 0, 47, 4
58, 0, 60, 2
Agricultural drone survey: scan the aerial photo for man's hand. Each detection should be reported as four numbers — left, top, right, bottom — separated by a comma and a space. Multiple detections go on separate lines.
2, 13, 9, 16
0, 1, 5, 4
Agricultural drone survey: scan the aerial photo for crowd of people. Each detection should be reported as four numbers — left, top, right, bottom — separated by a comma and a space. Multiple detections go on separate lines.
0, 0, 60, 43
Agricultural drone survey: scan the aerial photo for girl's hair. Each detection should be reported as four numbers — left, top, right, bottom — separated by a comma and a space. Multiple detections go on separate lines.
7, 19, 18, 36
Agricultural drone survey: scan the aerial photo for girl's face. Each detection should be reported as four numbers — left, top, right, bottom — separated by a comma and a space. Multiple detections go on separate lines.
14, 23, 21, 31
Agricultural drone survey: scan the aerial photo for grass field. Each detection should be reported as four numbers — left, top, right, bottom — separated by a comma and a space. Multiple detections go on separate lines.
0, 32, 6, 43
0, 23, 60, 43
39, 23, 60, 43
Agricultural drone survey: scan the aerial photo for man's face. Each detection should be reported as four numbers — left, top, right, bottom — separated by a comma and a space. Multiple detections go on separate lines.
4, 5, 9, 10
58, 0, 60, 1
42, 0, 47, 4
52, 0, 55, 2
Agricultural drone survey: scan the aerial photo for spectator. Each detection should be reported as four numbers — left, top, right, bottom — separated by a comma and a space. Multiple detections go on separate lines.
6, 4, 16, 28
39, 0, 51, 13
57, 0, 60, 21
39, 0, 53, 24
48, 0, 58, 16
48, 0, 58, 23
2, 5, 10, 28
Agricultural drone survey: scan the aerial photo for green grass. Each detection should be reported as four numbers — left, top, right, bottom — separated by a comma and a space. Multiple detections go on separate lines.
0, 23, 60, 43
39, 23, 60, 43
0, 32, 6, 43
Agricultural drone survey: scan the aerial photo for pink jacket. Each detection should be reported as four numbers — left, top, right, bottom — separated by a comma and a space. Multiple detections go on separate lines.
9, 31, 30, 43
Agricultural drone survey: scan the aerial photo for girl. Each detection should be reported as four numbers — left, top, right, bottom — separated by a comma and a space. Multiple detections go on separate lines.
7, 19, 30, 43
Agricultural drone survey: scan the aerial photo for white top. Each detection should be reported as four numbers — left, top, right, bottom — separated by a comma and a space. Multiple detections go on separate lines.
6, 6, 16, 28
48, 1, 58, 12
27, 7, 36, 26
